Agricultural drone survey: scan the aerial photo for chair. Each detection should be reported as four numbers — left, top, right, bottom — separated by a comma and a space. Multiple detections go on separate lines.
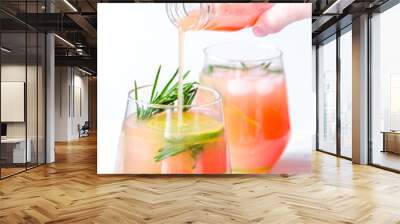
78, 121, 90, 138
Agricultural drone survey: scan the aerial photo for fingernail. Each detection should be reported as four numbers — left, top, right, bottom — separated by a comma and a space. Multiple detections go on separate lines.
253, 26, 267, 37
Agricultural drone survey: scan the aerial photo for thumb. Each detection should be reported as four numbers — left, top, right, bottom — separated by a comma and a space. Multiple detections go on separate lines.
252, 3, 311, 37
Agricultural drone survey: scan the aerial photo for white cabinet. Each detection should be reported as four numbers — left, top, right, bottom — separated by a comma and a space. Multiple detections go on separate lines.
1, 138, 32, 163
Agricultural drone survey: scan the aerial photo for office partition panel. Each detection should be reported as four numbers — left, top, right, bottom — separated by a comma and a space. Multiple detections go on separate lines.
27, 31, 38, 169
0, 1, 47, 179
317, 38, 337, 155
0, 31, 28, 178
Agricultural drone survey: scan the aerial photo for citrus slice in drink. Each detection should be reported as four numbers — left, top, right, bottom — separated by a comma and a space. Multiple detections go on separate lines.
147, 111, 223, 144
223, 102, 258, 145
147, 111, 224, 174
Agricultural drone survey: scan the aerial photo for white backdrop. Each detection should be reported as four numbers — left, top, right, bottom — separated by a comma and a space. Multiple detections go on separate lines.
98, 3, 314, 174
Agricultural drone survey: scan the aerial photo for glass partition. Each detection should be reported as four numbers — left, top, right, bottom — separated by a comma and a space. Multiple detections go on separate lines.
1, 31, 28, 178
27, 0, 39, 170
340, 29, 352, 158
0, 1, 46, 179
38, 32, 45, 165
317, 37, 337, 154
27, 30, 38, 169
371, 4, 400, 171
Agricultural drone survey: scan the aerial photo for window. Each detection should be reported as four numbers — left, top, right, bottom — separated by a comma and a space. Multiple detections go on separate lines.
371, 3, 400, 171
340, 29, 352, 158
318, 37, 337, 154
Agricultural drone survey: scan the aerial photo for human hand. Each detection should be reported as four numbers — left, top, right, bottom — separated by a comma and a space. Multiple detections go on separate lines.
252, 3, 311, 37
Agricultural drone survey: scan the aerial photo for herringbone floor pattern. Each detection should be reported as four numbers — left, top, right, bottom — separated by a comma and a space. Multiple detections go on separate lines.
1, 134, 400, 224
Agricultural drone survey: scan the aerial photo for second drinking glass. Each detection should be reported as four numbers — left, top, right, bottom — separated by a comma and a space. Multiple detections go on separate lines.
116, 85, 229, 174
200, 43, 291, 173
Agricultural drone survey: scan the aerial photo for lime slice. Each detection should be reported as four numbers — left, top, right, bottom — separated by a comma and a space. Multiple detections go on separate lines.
148, 112, 224, 162
147, 111, 224, 144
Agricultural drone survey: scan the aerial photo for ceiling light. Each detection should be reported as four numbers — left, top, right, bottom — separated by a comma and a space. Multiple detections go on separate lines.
323, 0, 355, 15
78, 67, 93, 76
1, 47, 11, 53
54, 34, 75, 48
63, 0, 78, 12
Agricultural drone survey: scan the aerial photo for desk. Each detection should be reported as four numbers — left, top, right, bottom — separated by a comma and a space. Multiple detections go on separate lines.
1, 138, 31, 163
381, 131, 400, 154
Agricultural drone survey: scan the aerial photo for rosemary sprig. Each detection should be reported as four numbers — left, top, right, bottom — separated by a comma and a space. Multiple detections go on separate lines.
149, 65, 161, 103
133, 65, 222, 166
153, 125, 223, 163
134, 80, 140, 117
240, 61, 248, 69
153, 143, 204, 167
134, 65, 198, 120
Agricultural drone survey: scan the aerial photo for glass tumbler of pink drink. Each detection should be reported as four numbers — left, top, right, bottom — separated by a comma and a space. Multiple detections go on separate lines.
200, 43, 290, 173
115, 85, 229, 174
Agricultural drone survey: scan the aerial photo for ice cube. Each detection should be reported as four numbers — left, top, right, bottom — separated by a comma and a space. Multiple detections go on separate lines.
227, 79, 252, 96
272, 74, 284, 85
256, 76, 274, 95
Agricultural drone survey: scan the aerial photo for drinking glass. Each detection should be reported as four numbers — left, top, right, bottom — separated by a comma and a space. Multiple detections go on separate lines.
116, 85, 229, 174
200, 43, 291, 173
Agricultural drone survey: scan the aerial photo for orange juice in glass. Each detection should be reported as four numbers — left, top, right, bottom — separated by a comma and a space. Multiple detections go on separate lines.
200, 43, 290, 173
116, 85, 229, 174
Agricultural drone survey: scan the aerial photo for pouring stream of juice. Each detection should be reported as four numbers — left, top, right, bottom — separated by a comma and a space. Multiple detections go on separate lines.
177, 28, 185, 125
177, 15, 196, 126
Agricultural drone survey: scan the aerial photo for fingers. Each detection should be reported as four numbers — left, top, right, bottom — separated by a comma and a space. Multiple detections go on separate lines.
252, 3, 311, 37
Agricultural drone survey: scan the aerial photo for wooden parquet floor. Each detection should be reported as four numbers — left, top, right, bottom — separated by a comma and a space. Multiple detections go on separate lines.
1, 134, 400, 224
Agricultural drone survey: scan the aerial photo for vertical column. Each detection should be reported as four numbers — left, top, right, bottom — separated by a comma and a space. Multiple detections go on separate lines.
352, 14, 369, 164
46, 1, 55, 163
336, 30, 341, 156
313, 45, 318, 150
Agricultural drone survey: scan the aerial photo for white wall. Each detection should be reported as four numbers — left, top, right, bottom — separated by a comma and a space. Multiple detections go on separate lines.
55, 67, 89, 141
1, 65, 38, 138
72, 73, 89, 138
1, 64, 46, 163
1, 65, 26, 135
55, 66, 68, 141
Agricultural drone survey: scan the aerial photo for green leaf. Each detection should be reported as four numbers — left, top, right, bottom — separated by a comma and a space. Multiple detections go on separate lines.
150, 65, 161, 103
207, 65, 214, 74
156, 68, 178, 102
190, 144, 204, 168
153, 127, 222, 162
134, 81, 140, 119
261, 62, 272, 71
154, 144, 187, 162
240, 61, 248, 69
171, 70, 190, 90
134, 67, 198, 120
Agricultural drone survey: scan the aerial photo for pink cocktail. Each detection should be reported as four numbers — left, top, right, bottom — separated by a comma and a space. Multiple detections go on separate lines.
115, 85, 229, 174
200, 43, 290, 173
